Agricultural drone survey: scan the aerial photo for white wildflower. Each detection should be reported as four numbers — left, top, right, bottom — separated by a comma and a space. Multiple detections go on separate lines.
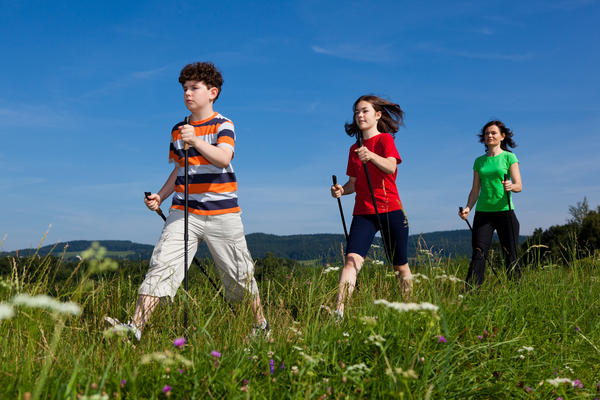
12, 294, 81, 316
365, 334, 386, 347
546, 377, 574, 387
0, 303, 15, 320
374, 299, 439, 313
373, 260, 384, 266
102, 325, 131, 338
458, 294, 464, 301
434, 274, 464, 283
140, 350, 192, 367
79, 395, 109, 400
517, 346, 534, 353
343, 332, 350, 337
359, 316, 378, 326
322, 266, 340, 274
387, 367, 418, 379
346, 363, 370, 376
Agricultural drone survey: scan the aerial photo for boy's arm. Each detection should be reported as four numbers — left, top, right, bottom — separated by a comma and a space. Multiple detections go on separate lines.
180, 124, 234, 168
144, 166, 178, 211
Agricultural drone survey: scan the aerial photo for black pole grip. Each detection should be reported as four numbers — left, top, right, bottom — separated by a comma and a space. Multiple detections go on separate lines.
504, 173, 509, 181
332, 175, 338, 185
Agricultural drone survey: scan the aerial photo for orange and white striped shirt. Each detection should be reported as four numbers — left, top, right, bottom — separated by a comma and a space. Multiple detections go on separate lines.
168, 112, 240, 215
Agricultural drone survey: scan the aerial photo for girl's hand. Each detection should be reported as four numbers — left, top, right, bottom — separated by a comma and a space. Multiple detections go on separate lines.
501, 179, 513, 192
331, 184, 344, 198
459, 206, 470, 220
180, 124, 198, 148
355, 146, 372, 163
145, 193, 161, 211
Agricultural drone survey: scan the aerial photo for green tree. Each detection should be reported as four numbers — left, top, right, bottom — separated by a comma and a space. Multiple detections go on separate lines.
579, 206, 600, 252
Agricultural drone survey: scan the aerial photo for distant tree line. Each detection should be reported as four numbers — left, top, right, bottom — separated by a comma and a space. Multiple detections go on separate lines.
521, 197, 600, 264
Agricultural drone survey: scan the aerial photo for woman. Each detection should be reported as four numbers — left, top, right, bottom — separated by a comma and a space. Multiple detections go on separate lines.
331, 95, 413, 319
459, 120, 522, 286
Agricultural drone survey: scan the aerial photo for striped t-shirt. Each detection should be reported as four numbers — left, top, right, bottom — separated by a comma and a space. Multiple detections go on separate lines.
169, 112, 240, 215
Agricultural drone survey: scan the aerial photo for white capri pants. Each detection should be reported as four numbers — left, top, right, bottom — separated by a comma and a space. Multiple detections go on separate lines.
139, 209, 259, 302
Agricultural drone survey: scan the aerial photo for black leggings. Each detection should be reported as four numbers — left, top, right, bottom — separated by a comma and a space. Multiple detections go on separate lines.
466, 210, 520, 286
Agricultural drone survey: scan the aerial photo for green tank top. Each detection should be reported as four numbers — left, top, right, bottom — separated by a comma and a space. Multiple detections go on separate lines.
473, 151, 519, 212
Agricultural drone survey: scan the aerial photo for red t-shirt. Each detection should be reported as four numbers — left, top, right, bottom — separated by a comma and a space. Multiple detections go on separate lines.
346, 133, 403, 215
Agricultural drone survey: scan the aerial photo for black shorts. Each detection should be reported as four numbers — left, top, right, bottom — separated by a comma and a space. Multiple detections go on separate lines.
346, 209, 409, 265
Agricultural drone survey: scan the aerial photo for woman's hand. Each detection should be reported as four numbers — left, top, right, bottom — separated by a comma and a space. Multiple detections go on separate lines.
501, 179, 513, 192
331, 184, 344, 198
459, 206, 470, 220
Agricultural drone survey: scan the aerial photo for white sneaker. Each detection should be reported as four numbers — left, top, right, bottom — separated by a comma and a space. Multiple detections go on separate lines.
334, 309, 344, 322
247, 320, 270, 340
104, 316, 141, 342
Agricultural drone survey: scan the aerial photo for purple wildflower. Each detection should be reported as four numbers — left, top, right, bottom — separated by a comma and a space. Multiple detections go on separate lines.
525, 386, 533, 393
162, 385, 171, 393
438, 335, 447, 343
120, 379, 127, 388
477, 335, 483, 340
573, 379, 583, 388
280, 361, 285, 369
211, 350, 222, 358
243, 379, 249, 385
173, 337, 186, 348
575, 326, 580, 332
269, 359, 274, 374
178, 369, 184, 374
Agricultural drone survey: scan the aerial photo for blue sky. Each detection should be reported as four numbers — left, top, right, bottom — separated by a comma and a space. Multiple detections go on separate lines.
1, 0, 599, 251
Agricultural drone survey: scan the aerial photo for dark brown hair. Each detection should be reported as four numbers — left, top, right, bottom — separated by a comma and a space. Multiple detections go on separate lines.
478, 120, 517, 152
178, 62, 224, 102
345, 95, 405, 139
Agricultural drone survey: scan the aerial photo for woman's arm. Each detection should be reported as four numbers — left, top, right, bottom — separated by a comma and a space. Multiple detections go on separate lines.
459, 171, 481, 219
503, 163, 522, 193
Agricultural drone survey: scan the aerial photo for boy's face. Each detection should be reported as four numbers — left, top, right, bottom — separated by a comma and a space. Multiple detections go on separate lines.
182, 80, 218, 113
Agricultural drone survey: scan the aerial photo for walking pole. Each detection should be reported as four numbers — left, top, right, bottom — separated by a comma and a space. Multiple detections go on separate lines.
183, 116, 191, 329
332, 175, 349, 242
144, 192, 232, 311
458, 207, 473, 232
504, 173, 518, 276
358, 133, 392, 264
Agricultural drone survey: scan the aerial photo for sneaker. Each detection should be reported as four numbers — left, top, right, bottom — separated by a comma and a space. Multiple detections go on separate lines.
104, 316, 142, 342
334, 309, 344, 322
248, 320, 271, 340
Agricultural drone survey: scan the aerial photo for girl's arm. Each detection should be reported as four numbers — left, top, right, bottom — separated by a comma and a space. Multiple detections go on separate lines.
331, 177, 357, 198
355, 146, 397, 175
503, 163, 522, 193
459, 171, 480, 219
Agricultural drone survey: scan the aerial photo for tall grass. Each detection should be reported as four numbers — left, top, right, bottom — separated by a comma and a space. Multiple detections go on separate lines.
1, 241, 599, 399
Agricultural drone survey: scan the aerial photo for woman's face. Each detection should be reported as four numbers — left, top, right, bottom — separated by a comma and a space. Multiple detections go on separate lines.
484, 124, 505, 147
354, 100, 381, 132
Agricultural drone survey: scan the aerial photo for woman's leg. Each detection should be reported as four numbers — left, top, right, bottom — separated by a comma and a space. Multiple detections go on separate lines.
495, 210, 521, 279
466, 212, 494, 286
336, 253, 365, 315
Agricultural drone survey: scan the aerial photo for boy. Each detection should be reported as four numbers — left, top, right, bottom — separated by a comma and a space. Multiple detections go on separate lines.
107, 62, 269, 340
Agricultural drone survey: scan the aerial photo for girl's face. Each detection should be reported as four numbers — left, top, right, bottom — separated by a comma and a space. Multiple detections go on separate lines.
483, 124, 505, 148
354, 100, 381, 132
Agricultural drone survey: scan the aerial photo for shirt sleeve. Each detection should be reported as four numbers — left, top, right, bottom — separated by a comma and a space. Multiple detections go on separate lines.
216, 120, 235, 153
507, 152, 519, 166
379, 134, 401, 163
346, 143, 358, 177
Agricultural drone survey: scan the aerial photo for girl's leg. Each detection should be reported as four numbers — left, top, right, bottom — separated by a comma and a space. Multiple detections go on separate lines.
495, 210, 521, 279
335, 215, 377, 316
381, 210, 413, 299
336, 253, 365, 315
466, 212, 494, 286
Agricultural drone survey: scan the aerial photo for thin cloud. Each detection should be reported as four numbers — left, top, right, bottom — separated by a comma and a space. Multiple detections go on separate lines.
81, 65, 170, 98
416, 42, 533, 61
311, 43, 394, 63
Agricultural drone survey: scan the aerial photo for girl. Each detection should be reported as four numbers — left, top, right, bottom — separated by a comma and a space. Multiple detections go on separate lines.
459, 120, 522, 286
331, 95, 413, 319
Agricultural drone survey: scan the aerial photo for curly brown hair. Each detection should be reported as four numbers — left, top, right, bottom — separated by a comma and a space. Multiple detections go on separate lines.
345, 95, 405, 139
178, 62, 224, 102
478, 120, 517, 152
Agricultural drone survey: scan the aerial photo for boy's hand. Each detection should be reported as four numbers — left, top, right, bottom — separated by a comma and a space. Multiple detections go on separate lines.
144, 193, 161, 211
180, 124, 197, 149
331, 184, 344, 199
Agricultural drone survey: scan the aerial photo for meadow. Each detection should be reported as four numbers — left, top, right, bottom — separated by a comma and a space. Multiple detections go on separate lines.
1, 241, 599, 399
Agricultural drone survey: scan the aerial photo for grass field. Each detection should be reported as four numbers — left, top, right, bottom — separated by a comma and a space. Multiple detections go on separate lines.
1, 243, 599, 399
